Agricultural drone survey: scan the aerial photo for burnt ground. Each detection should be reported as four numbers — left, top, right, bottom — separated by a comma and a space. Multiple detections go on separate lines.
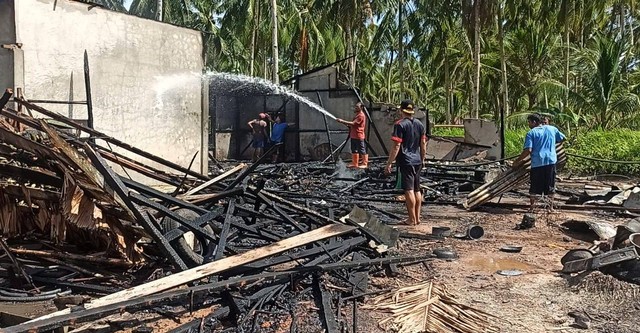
3, 181, 639, 333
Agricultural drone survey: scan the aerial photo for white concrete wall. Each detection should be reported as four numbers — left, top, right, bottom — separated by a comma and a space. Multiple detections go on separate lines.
12, 0, 207, 181
298, 67, 359, 159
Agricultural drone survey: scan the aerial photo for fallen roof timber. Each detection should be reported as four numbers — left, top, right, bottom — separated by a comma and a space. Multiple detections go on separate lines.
17, 223, 357, 328
1, 252, 429, 333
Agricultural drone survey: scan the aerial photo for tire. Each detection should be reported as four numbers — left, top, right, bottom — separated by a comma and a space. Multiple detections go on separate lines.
161, 209, 216, 267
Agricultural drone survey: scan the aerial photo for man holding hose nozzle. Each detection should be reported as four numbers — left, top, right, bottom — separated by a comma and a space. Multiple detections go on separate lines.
336, 102, 368, 169
513, 113, 566, 212
384, 100, 427, 226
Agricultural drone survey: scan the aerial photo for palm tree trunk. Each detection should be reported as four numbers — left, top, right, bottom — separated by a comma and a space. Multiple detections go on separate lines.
250, 0, 260, 77
444, 46, 452, 123
497, 4, 509, 117
472, 0, 481, 118
563, 14, 570, 111
346, 24, 355, 82
398, 0, 404, 97
387, 51, 395, 102
156, 0, 162, 21
270, 0, 279, 84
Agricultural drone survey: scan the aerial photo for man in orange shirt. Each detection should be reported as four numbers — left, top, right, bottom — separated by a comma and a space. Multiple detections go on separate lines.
336, 102, 367, 168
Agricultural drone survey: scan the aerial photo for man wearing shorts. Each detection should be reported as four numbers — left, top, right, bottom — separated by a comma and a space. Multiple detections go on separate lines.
248, 113, 269, 162
514, 113, 566, 211
336, 102, 367, 168
384, 99, 427, 225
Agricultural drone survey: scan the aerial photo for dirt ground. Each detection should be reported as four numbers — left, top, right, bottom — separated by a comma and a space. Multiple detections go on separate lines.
342, 191, 640, 333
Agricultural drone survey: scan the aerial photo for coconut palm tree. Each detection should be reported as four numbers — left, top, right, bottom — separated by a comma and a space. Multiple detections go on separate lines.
572, 34, 640, 128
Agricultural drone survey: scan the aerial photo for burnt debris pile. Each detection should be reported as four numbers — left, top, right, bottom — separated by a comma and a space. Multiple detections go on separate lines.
0, 99, 442, 332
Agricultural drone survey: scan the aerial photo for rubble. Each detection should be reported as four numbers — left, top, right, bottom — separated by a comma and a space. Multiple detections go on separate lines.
0, 98, 440, 332
1, 97, 639, 332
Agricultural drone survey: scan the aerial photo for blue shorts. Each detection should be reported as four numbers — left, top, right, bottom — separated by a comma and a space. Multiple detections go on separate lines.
350, 139, 366, 154
252, 140, 265, 148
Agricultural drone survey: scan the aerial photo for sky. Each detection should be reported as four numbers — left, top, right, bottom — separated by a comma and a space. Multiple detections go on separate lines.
124, 0, 132, 10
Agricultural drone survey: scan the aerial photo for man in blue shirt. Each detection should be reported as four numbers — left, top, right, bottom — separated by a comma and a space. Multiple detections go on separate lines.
269, 114, 294, 163
514, 113, 566, 211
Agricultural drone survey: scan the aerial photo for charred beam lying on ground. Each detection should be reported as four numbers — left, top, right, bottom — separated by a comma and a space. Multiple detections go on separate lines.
4, 233, 428, 333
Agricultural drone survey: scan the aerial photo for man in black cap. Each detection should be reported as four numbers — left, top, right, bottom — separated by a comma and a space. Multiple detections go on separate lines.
384, 99, 427, 225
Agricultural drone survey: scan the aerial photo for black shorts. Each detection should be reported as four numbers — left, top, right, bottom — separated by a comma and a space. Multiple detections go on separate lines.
350, 139, 366, 154
399, 164, 422, 191
529, 164, 556, 195
271, 141, 285, 156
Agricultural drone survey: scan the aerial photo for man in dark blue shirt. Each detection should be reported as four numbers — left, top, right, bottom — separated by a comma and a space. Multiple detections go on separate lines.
269, 114, 294, 163
514, 113, 566, 211
384, 99, 427, 225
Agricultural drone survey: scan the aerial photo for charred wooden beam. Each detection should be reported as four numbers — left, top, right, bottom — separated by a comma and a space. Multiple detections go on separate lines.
224, 143, 281, 191
120, 177, 209, 214
0, 238, 37, 291
0, 163, 61, 187
213, 199, 236, 261
8, 248, 133, 268
313, 274, 339, 333
96, 147, 182, 186
129, 192, 217, 243
32, 276, 120, 295
2, 184, 60, 202
349, 252, 369, 295
255, 192, 307, 233
163, 209, 222, 242
0, 127, 55, 161
80, 144, 187, 270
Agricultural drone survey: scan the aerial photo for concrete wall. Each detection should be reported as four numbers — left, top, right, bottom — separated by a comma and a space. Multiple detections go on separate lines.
7, 0, 207, 182
297, 67, 359, 160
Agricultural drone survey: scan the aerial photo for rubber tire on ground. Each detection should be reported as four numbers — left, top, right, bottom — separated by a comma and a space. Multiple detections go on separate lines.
560, 249, 594, 265
161, 209, 216, 267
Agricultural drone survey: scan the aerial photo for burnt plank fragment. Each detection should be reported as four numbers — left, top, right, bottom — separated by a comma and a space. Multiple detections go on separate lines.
349, 252, 369, 296
313, 274, 339, 333
213, 199, 236, 261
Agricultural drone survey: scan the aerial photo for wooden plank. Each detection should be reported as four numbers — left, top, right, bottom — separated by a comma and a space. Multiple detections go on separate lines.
313, 275, 339, 333
183, 163, 245, 196
96, 147, 181, 186
22, 223, 357, 325
213, 199, 236, 261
